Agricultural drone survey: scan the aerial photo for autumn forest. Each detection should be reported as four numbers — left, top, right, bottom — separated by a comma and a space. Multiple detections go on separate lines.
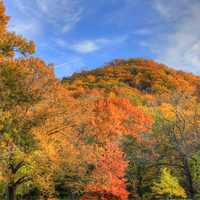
1, 1, 200, 200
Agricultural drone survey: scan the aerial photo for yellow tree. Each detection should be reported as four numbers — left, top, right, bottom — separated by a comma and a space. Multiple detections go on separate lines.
152, 168, 186, 199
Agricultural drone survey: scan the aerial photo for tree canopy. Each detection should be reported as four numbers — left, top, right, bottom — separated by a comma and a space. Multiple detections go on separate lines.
1, 1, 200, 200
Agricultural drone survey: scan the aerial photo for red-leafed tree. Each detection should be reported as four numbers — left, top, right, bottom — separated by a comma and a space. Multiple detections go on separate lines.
91, 97, 152, 142
81, 143, 128, 200
80, 96, 152, 200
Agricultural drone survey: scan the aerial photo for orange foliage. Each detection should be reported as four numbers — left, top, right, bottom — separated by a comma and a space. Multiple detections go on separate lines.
63, 58, 200, 98
92, 97, 152, 141
79, 96, 152, 200
81, 143, 128, 200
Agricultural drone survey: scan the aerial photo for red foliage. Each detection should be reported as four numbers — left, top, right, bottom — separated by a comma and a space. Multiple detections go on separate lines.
92, 97, 152, 141
82, 143, 128, 200
80, 97, 152, 199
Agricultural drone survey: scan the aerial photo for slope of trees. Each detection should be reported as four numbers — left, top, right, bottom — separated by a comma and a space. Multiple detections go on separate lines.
63, 58, 200, 96
1, 1, 200, 200
63, 59, 200, 199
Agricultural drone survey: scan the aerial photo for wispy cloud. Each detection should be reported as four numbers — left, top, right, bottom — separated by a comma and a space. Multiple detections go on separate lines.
10, 0, 83, 36
9, 19, 40, 39
153, 0, 190, 21
36, 0, 83, 33
55, 56, 85, 77
152, 0, 200, 74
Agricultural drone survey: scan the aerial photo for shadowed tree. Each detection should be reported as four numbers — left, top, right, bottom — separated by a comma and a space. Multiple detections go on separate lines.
153, 91, 200, 198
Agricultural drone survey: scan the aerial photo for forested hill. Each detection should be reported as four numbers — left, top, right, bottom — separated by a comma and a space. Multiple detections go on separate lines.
61, 60, 200, 199
63, 58, 200, 98
2, 0, 200, 199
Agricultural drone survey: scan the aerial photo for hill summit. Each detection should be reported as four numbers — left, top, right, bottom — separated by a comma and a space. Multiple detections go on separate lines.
63, 58, 200, 98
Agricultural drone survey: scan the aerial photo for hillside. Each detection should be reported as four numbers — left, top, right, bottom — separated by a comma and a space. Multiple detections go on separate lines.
63, 58, 200, 97
2, 0, 200, 199
61, 59, 200, 200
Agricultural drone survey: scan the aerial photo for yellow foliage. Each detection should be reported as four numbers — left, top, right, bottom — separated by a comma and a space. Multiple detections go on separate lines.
152, 168, 187, 198
158, 103, 175, 120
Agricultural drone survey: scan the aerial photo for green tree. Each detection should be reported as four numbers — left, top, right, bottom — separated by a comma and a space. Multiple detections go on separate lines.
152, 91, 200, 198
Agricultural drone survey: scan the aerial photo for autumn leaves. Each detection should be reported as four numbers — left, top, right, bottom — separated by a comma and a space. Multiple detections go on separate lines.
2, 1, 200, 199
80, 97, 152, 200
0, 2, 153, 199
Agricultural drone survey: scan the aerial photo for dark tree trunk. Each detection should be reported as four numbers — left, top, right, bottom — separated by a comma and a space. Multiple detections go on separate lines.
136, 167, 143, 199
7, 185, 16, 200
183, 156, 194, 199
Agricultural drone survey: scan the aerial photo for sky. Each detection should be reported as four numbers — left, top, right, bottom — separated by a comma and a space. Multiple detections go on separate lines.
4, 0, 200, 78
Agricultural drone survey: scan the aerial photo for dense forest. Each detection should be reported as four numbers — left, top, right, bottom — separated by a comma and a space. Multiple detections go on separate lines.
1, 1, 200, 200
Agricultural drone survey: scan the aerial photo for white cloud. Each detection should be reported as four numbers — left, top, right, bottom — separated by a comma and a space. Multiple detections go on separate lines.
152, 0, 200, 74
67, 36, 128, 54
72, 40, 100, 53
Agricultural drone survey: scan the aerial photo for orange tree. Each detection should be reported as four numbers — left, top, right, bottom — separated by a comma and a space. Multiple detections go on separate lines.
79, 95, 152, 200
0, 2, 93, 200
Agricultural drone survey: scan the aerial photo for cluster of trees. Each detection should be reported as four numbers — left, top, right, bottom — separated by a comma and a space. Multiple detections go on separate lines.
63, 58, 200, 95
1, 1, 200, 200
62, 43, 200, 200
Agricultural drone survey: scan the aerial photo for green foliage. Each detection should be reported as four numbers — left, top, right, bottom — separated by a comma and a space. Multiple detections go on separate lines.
190, 151, 200, 198
122, 135, 155, 199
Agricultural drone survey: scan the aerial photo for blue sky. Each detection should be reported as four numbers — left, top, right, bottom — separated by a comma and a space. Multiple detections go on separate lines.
4, 0, 200, 78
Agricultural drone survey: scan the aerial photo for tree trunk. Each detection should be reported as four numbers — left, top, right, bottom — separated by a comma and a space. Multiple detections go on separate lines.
7, 185, 16, 200
136, 166, 143, 199
183, 157, 194, 198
